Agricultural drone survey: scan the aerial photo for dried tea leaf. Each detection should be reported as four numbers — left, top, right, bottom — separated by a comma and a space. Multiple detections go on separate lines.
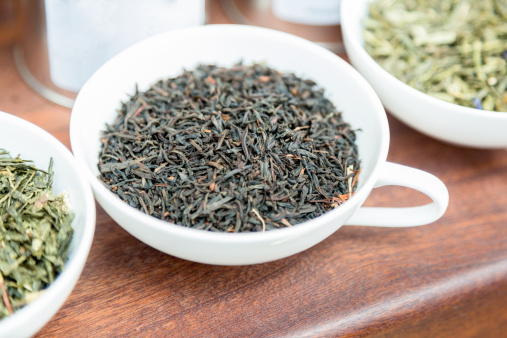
0, 150, 73, 318
98, 64, 361, 233
364, 0, 507, 112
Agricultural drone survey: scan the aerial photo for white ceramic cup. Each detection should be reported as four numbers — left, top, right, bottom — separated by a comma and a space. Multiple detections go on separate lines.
70, 25, 448, 266
341, 0, 507, 148
0, 112, 95, 338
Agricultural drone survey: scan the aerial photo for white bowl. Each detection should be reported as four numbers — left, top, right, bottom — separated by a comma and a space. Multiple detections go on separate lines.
341, 0, 507, 148
0, 112, 95, 338
70, 25, 448, 266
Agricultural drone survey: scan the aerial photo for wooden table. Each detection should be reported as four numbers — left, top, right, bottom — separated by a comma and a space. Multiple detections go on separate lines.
1, 1, 507, 336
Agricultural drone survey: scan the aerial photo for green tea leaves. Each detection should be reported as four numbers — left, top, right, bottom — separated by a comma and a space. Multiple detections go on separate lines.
364, 0, 507, 112
0, 151, 73, 318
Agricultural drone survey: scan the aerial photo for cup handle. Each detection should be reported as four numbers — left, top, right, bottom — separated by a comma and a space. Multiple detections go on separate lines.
345, 162, 449, 227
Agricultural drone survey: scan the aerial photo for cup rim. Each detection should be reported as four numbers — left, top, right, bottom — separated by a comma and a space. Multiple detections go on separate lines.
70, 24, 390, 243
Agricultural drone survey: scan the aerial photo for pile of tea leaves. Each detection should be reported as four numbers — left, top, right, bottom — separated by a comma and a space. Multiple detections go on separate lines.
0, 151, 73, 318
98, 63, 360, 232
364, 0, 507, 112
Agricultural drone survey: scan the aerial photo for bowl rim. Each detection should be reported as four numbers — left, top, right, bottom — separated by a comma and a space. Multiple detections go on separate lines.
0, 111, 96, 333
70, 24, 390, 243
340, 0, 507, 119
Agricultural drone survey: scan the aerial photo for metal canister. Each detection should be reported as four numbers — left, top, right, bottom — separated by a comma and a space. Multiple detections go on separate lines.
221, 0, 344, 54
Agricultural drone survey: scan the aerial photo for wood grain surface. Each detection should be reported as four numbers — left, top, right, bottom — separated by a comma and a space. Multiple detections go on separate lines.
1, 1, 507, 337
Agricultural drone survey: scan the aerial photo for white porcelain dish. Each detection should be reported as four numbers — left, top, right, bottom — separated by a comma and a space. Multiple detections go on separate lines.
70, 25, 448, 266
0, 112, 96, 338
341, 0, 507, 148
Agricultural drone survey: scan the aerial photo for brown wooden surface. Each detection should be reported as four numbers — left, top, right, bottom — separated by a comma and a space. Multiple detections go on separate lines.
1, 1, 507, 337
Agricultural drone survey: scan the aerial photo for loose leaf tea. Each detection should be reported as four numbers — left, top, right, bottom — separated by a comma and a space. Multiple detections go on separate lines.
98, 64, 360, 232
0, 151, 73, 318
363, 0, 507, 112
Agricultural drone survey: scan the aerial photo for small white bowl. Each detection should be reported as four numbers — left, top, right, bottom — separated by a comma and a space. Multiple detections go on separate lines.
70, 25, 448, 266
0, 112, 95, 338
341, 0, 507, 148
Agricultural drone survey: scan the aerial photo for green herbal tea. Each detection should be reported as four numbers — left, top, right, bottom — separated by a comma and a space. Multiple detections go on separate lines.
98, 64, 360, 232
0, 150, 73, 318
363, 0, 507, 112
